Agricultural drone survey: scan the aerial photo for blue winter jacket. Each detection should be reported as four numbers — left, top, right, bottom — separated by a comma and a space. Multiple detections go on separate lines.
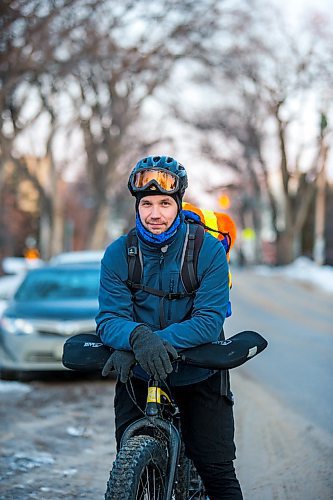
95, 220, 230, 386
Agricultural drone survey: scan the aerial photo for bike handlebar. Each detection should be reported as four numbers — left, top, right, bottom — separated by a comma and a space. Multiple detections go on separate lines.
62, 330, 268, 373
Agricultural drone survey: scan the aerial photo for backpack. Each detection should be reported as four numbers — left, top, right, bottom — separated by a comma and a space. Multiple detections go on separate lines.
126, 202, 236, 326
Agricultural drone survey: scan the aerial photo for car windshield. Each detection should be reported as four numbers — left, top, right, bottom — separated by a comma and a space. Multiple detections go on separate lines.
14, 268, 100, 301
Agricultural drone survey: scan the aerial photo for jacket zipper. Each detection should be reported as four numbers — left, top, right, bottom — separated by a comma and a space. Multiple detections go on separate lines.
168, 277, 175, 321
159, 251, 164, 288
158, 246, 168, 329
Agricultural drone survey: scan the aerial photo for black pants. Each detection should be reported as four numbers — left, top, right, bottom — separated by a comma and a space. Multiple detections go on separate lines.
114, 372, 243, 500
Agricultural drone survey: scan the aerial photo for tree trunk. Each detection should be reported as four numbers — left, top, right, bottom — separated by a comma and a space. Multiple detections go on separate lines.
313, 142, 329, 265
50, 195, 65, 257
39, 206, 52, 260
86, 200, 110, 250
275, 230, 295, 265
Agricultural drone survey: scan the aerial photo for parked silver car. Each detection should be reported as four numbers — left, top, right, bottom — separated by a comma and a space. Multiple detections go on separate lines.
49, 250, 104, 266
0, 264, 100, 379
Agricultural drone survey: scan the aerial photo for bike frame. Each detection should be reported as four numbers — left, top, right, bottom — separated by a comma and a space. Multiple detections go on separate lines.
119, 380, 183, 500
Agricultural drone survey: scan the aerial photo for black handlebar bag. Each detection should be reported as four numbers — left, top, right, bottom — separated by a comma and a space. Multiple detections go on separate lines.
179, 330, 268, 370
62, 333, 112, 371
62, 330, 267, 372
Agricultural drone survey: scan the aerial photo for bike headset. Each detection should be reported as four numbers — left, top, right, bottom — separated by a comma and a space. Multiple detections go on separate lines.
128, 155, 188, 211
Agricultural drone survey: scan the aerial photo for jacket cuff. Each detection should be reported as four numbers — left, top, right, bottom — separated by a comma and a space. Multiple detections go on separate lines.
129, 324, 152, 346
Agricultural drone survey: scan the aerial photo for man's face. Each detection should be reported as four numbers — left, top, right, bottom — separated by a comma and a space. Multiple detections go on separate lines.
138, 195, 178, 234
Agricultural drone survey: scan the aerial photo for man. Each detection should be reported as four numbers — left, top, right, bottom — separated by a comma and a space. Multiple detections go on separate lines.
96, 155, 243, 499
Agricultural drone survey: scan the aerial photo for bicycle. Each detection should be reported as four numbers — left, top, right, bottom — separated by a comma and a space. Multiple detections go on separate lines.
101, 330, 268, 500
105, 376, 205, 499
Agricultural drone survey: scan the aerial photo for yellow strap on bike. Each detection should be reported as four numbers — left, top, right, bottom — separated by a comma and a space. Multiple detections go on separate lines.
147, 386, 171, 404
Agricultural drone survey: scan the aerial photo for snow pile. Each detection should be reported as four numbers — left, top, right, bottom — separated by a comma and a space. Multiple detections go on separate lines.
256, 257, 333, 294
0, 380, 31, 394
10, 452, 55, 472
66, 426, 92, 437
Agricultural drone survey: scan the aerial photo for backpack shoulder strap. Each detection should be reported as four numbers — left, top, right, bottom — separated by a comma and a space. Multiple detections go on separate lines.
125, 227, 194, 300
180, 221, 205, 293
126, 228, 142, 286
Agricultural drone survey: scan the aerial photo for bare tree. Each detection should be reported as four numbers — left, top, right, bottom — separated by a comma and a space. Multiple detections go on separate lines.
175, 0, 333, 264
63, 0, 223, 248
0, 0, 223, 255
0, 0, 98, 257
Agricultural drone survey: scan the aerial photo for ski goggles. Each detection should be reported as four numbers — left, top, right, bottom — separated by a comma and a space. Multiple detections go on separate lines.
131, 169, 179, 194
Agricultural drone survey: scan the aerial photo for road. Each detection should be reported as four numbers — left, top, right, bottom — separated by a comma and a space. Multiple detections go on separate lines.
0, 268, 332, 499
225, 268, 333, 435
225, 268, 333, 499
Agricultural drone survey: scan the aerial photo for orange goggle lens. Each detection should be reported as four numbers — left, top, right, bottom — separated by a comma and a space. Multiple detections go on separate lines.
133, 169, 178, 193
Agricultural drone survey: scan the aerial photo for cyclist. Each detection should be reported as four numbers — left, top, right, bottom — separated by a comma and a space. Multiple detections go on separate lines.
96, 155, 243, 499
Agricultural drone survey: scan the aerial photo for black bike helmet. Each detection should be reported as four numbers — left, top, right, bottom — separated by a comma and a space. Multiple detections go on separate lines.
128, 155, 188, 198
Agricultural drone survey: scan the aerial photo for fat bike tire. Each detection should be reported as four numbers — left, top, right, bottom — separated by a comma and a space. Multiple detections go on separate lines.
105, 435, 168, 500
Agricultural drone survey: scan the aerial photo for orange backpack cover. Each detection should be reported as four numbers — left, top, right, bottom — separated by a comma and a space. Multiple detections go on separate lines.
182, 202, 237, 259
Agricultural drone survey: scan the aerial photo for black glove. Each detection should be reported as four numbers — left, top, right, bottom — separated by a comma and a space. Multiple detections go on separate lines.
130, 325, 178, 381
102, 350, 135, 383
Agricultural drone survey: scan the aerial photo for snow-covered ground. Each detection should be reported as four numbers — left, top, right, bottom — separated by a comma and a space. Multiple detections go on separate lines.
255, 257, 333, 294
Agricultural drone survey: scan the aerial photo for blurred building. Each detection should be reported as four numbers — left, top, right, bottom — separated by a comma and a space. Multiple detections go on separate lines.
0, 160, 40, 260
0, 157, 95, 260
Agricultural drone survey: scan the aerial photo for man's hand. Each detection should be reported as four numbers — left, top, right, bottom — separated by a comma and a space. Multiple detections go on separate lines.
130, 325, 178, 381
102, 350, 135, 383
